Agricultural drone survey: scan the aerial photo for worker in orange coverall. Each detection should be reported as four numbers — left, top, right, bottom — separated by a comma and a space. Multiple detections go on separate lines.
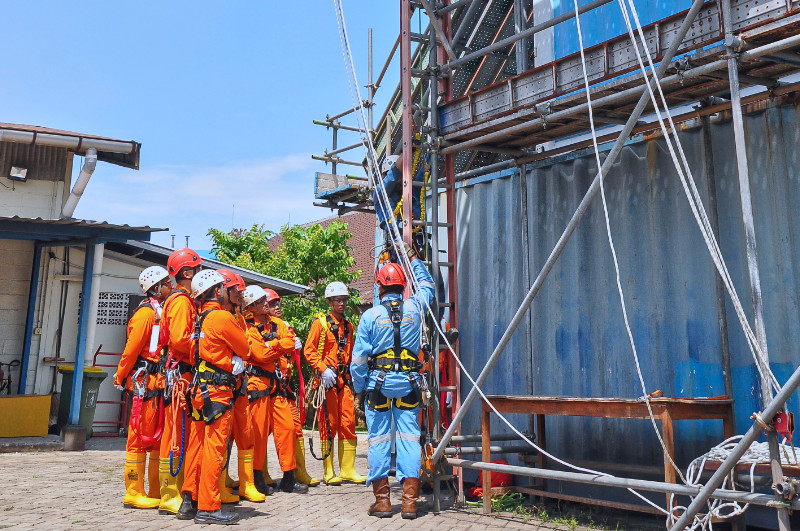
213, 269, 265, 504
158, 248, 202, 515
113, 266, 172, 509
242, 285, 308, 494
180, 269, 248, 525
303, 281, 366, 485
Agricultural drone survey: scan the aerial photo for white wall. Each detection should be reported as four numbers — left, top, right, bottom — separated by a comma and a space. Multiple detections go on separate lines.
0, 239, 33, 393
0, 178, 65, 219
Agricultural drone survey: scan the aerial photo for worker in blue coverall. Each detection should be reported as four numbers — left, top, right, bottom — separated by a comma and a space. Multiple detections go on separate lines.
351, 245, 435, 520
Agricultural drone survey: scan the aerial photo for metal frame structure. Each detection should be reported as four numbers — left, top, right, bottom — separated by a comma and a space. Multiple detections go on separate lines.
314, 0, 800, 527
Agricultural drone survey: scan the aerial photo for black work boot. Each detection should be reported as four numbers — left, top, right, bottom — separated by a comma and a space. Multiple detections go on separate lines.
279, 469, 309, 494
254, 470, 274, 496
175, 492, 197, 520
194, 508, 240, 525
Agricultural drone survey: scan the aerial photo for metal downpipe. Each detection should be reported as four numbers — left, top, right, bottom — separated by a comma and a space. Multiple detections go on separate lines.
61, 148, 97, 218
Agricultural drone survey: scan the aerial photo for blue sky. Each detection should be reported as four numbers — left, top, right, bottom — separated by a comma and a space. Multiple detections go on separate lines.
1, 1, 408, 249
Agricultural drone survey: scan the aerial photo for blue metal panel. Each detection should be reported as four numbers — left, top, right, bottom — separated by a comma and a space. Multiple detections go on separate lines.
551, 0, 692, 60
69, 244, 95, 426
18, 243, 42, 394
454, 100, 800, 500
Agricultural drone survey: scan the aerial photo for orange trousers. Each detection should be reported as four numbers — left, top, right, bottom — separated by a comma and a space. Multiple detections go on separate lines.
318, 384, 356, 441
159, 371, 194, 461
230, 384, 253, 450
185, 386, 234, 511
289, 398, 303, 440
126, 374, 162, 453
250, 393, 271, 472
270, 395, 296, 471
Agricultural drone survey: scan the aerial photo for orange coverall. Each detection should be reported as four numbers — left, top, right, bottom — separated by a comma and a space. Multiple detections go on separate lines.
114, 301, 162, 453
303, 314, 356, 442
229, 311, 253, 453
159, 286, 196, 462
247, 316, 297, 472
186, 301, 250, 512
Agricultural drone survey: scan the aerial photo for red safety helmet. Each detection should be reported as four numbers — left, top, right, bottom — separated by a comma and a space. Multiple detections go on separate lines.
264, 288, 280, 303
167, 248, 202, 276
216, 269, 245, 291
376, 262, 406, 288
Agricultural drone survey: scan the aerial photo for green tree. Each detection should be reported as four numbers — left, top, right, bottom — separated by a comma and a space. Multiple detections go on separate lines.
208, 220, 363, 344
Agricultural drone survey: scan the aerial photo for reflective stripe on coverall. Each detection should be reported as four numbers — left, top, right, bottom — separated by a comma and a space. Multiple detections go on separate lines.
350, 258, 435, 485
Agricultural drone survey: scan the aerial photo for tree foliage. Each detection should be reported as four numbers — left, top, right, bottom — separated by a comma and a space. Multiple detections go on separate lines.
208, 220, 363, 343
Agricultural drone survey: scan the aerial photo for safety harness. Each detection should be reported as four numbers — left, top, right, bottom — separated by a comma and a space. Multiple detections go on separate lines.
245, 318, 297, 403
127, 298, 166, 444
314, 313, 353, 391
367, 300, 423, 411
190, 309, 236, 425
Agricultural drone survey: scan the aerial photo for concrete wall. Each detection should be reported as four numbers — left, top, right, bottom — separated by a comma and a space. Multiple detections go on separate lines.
0, 239, 33, 393
0, 178, 66, 219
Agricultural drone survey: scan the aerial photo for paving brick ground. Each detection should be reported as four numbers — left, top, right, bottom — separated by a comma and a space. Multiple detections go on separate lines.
0, 436, 606, 530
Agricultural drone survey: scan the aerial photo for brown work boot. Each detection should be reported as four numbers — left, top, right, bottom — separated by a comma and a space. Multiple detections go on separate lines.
367, 477, 392, 518
401, 477, 420, 519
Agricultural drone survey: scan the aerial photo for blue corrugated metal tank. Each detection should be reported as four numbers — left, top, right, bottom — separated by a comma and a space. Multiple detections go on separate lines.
549, 0, 693, 60
453, 99, 800, 522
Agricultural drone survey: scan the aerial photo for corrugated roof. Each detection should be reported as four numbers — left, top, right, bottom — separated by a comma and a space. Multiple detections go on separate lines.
111, 240, 308, 297
0, 216, 163, 242
0, 122, 141, 169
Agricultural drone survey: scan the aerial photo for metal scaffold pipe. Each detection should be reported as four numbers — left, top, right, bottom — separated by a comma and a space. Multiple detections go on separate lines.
443, 0, 613, 72
670, 361, 800, 529
446, 458, 800, 510
431, 0, 708, 465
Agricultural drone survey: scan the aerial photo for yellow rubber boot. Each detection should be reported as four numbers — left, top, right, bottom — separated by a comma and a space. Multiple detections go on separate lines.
338, 439, 366, 484
123, 452, 160, 509
238, 449, 266, 502
321, 439, 342, 486
219, 466, 240, 503
294, 439, 320, 487
146, 450, 160, 499
158, 458, 183, 515
261, 449, 277, 486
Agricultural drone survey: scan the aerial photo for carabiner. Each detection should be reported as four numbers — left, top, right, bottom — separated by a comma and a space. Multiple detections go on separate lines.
131, 366, 147, 397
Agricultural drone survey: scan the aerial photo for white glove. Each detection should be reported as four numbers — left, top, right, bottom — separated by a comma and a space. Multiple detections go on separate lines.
321, 367, 337, 390
445, 391, 452, 407
113, 383, 125, 391
231, 355, 245, 376
294, 337, 302, 351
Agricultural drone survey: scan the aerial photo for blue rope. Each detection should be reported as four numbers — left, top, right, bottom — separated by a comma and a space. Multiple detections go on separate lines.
169, 415, 185, 477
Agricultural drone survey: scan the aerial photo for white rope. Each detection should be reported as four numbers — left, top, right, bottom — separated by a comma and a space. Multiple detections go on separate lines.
573, 0, 688, 487
616, 0, 779, 397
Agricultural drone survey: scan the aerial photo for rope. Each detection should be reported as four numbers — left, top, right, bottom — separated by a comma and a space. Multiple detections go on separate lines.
573, 0, 687, 487
305, 372, 333, 461
168, 370, 188, 476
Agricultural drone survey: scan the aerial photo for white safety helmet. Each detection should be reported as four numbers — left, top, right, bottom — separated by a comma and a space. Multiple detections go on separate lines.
139, 266, 169, 295
325, 281, 349, 299
242, 285, 267, 308
381, 154, 400, 174
191, 269, 224, 299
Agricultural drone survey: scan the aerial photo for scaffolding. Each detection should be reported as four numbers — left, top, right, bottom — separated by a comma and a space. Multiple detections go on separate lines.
315, 1, 800, 528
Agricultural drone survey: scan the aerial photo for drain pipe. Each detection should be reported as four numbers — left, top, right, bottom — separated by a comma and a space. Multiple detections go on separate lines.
83, 242, 104, 371
61, 148, 97, 218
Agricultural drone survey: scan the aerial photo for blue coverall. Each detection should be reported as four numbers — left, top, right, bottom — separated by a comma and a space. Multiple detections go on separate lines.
373, 159, 426, 231
350, 258, 435, 485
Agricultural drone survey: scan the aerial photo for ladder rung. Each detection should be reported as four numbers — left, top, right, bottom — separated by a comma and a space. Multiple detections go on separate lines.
439, 386, 457, 392
412, 181, 453, 190
412, 220, 453, 228
438, 302, 454, 308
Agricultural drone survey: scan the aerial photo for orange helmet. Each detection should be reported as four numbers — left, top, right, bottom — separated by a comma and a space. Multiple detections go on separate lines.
216, 269, 245, 291
264, 288, 280, 303
376, 262, 406, 288
167, 248, 202, 276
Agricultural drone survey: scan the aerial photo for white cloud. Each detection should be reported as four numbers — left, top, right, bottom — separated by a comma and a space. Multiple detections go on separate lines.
73, 153, 329, 250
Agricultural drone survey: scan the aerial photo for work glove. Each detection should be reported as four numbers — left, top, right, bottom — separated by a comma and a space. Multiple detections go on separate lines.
404, 241, 417, 260
113, 383, 125, 392
321, 367, 337, 390
445, 391, 452, 408
294, 336, 302, 351
356, 391, 366, 412
231, 355, 245, 376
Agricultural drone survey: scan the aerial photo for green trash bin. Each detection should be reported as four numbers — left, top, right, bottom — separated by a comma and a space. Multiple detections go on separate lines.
56, 365, 108, 439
